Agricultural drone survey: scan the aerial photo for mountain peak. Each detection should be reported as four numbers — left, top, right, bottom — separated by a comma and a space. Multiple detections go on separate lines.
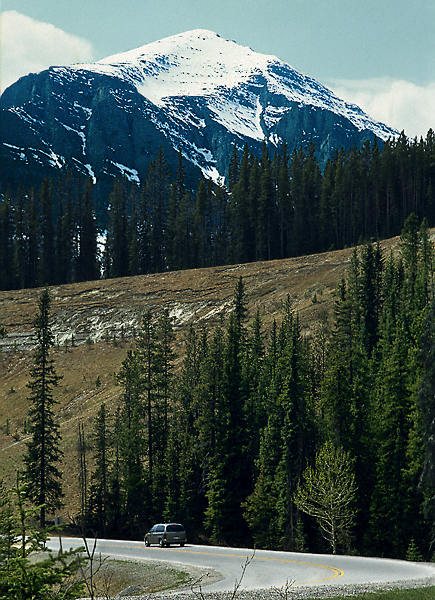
82, 29, 279, 109
74, 30, 394, 143
1, 28, 398, 190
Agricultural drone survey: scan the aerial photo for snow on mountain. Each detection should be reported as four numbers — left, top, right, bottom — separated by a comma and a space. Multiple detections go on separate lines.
71, 29, 394, 143
1, 29, 398, 189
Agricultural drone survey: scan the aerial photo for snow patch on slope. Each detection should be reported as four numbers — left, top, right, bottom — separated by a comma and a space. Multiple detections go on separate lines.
72, 29, 396, 142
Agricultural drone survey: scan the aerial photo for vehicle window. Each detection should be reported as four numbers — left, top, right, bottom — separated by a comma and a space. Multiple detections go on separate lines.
156, 525, 165, 532
150, 526, 157, 532
166, 524, 185, 532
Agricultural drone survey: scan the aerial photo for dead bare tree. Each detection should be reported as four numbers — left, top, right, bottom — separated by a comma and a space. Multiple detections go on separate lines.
190, 550, 256, 600
272, 579, 295, 599
78, 535, 107, 600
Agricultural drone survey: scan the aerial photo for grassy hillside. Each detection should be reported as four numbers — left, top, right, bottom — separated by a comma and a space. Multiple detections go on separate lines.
0, 233, 422, 519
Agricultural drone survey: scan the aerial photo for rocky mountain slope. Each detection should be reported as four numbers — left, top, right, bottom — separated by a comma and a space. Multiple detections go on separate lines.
1, 29, 397, 191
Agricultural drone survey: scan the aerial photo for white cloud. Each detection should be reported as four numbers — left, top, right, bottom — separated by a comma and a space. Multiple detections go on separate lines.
330, 77, 435, 139
0, 11, 94, 93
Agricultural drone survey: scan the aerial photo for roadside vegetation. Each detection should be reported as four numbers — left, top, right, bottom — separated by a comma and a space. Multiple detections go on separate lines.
0, 216, 433, 597
72, 215, 432, 560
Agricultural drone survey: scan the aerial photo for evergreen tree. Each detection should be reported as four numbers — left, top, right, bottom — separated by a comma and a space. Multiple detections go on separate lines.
418, 298, 435, 557
89, 403, 110, 535
38, 180, 55, 286
23, 289, 63, 528
204, 281, 248, 544
192, 178, 211, 268
25, 192, 39, 288
0, 196, 14, 290
146, 148, 170, 273
106, 178, 129, 278
117, 350, 147, 535
166, 150, 186, 269
136, 311, 158, 491
76, 179, 98, 282
152, 309, 175, 515
13, 189, 27, 290
0, 480, 84, 600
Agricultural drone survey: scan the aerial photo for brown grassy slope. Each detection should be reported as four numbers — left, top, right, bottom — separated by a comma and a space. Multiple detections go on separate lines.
0, 233, 423, 518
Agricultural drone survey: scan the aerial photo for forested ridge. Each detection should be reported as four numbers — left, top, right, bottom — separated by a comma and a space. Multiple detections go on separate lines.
1, 130, 434, 291
1, 130, 434, 563
67, 215, 433, 560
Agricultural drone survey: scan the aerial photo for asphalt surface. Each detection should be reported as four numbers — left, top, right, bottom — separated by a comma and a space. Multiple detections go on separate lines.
48, 536, 435, 593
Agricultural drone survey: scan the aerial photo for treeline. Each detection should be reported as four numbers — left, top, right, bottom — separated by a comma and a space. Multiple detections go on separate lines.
79, 215, 434, 559
1, 131, 434, 290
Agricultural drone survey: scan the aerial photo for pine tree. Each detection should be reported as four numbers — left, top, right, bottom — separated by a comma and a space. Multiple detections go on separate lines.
166, 150, 186, 269
89, 403, 109, 535
192, 178, 211, 268
117, 349, 146, 535
38, 180, 55, 286
13, 189, 27, 290
204, 281, 248, 544
25, 192, 39, 288
0, 195, 14, 290
418, 298, 435, 557
0, 480, 84, 600
152, 309, 175, 515
106, 178, 129, 278
369, 320, 413, 556
23, 289, 63, 528
76, 179, 98, 282
146, 148, 170, 273
136, 311, 158, 490
228, 144, 239, 191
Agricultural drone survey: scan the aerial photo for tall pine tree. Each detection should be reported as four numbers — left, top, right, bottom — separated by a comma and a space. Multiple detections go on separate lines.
23, 289, 63, 528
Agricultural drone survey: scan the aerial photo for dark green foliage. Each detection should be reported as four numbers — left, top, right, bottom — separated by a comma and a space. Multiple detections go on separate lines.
106, 178, 129, 278
418, 298, 435, 556
76, 179, 99, 282
88, 403, 109, 535
243, 299, 314, 550
81, 220, 432, 559
0, 481, 85, 600
23, 288, 63, 528
38, 179, 55, 286
3, 129, 435, 291
116, 349, 147, 535
0, 195, 15, 290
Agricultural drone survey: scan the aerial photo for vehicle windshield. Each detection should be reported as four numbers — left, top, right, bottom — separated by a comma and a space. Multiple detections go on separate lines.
166, 524, 185, 532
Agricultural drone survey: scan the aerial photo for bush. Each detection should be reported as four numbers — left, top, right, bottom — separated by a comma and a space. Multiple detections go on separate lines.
0, 481, 85, 600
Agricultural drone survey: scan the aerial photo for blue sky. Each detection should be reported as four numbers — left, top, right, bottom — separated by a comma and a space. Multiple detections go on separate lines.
1, 0, 434, 136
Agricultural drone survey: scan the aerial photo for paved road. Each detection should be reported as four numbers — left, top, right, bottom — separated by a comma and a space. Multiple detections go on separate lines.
48, 536, 435, 593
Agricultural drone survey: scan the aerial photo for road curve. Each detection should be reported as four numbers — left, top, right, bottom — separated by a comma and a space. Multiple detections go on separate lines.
48, 537, 435, 593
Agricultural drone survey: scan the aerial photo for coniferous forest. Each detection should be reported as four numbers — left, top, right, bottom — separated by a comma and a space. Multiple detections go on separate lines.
1, 131, 435, 564
74, 216, 432, 560
0, 131, 434, 291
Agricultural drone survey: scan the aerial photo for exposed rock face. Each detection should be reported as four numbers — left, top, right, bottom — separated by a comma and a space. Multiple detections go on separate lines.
0, 29, 397, 194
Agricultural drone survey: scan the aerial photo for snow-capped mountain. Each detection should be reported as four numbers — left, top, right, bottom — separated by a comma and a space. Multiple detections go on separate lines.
1, 29, 397, 189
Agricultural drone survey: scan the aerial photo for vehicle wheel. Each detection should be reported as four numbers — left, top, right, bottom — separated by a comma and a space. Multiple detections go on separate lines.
180, 543, 185, 547
145, 538, 150, 547
159, 538, 165, 548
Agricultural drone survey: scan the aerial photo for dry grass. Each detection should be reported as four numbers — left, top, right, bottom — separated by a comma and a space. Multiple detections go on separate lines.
0, 232, 428, 518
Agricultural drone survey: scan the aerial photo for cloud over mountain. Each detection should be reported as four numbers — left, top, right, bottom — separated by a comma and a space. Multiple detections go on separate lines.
0, 11, 94, 92
330, 77, 435, 139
